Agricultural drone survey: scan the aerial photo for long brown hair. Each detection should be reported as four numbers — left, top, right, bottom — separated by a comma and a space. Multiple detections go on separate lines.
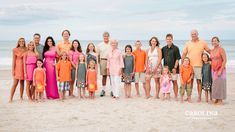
86, 43, 96, 54
16, 38, 26, 48
71, 39, 82, 52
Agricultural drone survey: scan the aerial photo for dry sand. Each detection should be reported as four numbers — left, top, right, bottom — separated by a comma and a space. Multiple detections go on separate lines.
0, 70, 234, 132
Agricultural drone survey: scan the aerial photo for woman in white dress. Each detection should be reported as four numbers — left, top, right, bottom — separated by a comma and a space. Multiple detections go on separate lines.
145, 37, 162, 99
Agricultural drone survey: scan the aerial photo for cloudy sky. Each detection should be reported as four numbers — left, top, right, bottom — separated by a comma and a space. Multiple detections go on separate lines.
0, 0, 234, 40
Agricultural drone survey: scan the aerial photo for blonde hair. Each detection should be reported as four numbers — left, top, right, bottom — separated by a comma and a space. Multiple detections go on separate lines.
88, 60, 96, 69
60, 51, 68, 60
162, 66, 170, 75
27, 41, 35, 50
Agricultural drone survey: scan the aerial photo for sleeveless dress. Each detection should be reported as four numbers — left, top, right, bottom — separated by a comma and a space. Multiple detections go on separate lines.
202, 63, 212, 91
87, 53, 97, 65
68, 50, 80, 80
34, 68, 46, 92
210, 47, 226, 99
44, 47, 59, 99
13, 48, 25, 80
161, 75, 172, 93
87, 69, 97, 92
76, 63, 86, 88
146, 48, 162, 78
122, 54, 134, 83
25, 55, 37, 81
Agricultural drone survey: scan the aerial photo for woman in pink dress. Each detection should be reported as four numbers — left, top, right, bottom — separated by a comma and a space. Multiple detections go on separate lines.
43, 36, 59, 99
23, 41, 38, 101
68, 40, 82, 96
9, 38, 27, 102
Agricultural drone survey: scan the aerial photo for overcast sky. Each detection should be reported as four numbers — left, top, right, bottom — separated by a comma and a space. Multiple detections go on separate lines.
0, 0, 234, 40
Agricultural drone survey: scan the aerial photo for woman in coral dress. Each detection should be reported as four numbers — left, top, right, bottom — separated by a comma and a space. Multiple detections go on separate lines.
43, 36, 59, 99
9, 38, 27, 102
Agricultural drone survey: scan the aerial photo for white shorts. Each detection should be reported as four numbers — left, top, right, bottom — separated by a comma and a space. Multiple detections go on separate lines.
171, 74, 178, 81
193, 67, 202, 80
135, 72, 145, 83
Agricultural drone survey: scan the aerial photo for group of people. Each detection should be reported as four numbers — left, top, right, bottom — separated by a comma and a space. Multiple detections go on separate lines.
9, 29, 227, 105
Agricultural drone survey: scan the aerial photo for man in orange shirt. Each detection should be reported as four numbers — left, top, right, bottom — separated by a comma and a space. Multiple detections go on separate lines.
182, 29, 210, 102
132, 40, 147, 97
57, 30, 72, 55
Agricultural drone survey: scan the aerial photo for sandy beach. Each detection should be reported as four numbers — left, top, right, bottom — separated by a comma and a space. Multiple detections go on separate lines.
0, 70, 234, 132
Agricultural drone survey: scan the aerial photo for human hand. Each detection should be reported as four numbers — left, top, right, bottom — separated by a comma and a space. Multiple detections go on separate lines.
172, 68, 176, 75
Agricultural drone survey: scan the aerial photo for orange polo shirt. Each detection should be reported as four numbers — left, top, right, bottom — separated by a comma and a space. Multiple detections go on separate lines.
180, 65, 193, 83
183, 40, 209, 67
132, 49, 146, 72
57, 41, 72, 53
56, 60, 72, 82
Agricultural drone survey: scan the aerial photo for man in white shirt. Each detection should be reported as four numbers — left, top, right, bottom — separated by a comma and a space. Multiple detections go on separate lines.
97, 32, 112, 97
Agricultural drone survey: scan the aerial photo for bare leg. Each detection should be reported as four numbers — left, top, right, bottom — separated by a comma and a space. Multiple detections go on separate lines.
134, 83, 140, 97
167, 93, 170, 100
9, 79, 19, 102
69, 80, 75, 97
197, 79, 202, 102
124, 84, 128, 98
155, 78, 160, 99
142, 83, 147, 97
59, 91, 63, 101
145, 79, 151, 99
35, 91, 39, 102
128, 84, 132, 98
161, 93, 165, 101
78, 88, 82, 98
82, 88, 86, 98
26, 81, 32, 101
187, 95, 192, 103
209, 91, 212, 101
180, 96, 184, 103
19, 80, 24, 101
31, 82, 35, 100
173, 80, 178, 100
205, 91, 209, 103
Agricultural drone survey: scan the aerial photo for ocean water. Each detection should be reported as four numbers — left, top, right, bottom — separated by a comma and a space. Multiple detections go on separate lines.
1, 40, 235, 72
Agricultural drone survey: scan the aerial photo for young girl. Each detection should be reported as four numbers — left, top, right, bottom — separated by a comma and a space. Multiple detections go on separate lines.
86, 43, 98, 70
122, 45, 135, 98
56, 51, 72, 100
68, 40, 82, 97
33, 59, 46, 102
76, 54, 87, 99
160, 66, 172, 100
202, 53, 212, 103
87, 60, 97, 99
180, 57, 194, 103
23, 41, 38, 101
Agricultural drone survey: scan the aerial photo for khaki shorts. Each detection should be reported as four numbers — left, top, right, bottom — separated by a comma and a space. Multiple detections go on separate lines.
193, 67, 202, 80
100, 59, 108, 75
180, 83, 192, 96
134, 72, 145, 83
171, 74, 178, 81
